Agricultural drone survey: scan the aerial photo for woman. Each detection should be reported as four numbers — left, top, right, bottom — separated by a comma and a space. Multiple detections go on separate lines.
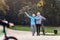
25, 12, 39, 36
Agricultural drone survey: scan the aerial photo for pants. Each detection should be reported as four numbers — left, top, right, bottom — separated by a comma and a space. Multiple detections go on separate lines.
31, 25, 36, 35
42, 24, 45, 35
36, 24, 41, 35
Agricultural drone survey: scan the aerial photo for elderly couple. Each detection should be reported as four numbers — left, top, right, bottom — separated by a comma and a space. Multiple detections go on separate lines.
25, 12, 46, 36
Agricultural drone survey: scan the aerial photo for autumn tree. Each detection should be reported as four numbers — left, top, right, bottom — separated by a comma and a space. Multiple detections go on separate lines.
0, 0, 9, 19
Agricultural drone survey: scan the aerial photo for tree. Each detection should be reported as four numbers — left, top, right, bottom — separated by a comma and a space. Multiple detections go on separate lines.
0, 0, 9, 14
0, 0, 9, 20
1, 0, 59, 26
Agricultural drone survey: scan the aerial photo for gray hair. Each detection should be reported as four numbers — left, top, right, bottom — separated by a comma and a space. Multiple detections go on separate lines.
37, 12, 40, 15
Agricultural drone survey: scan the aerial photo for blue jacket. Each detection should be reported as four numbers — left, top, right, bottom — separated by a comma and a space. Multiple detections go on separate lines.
25, 12, 39, 25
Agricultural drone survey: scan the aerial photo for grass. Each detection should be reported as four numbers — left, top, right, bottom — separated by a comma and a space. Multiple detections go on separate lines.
0, 30, 4, 37
11, 26, 31, 31
10, 26, 60, 36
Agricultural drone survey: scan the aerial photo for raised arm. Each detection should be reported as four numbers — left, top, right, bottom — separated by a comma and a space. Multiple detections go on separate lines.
25, 12, 32, 18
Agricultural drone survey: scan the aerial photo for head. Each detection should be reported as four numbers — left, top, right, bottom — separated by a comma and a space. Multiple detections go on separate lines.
32, 14, 35, 17
37, 12, 41, 16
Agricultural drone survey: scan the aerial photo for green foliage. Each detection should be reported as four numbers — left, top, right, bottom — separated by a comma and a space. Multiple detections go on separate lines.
42, 0, 60, 26
0, 0, 60, 26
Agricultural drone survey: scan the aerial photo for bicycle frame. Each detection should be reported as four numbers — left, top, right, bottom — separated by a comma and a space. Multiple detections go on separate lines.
0, 20, 17, 40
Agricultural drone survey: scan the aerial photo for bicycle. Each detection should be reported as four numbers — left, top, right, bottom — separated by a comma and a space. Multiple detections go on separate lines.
0, 19, 17, 40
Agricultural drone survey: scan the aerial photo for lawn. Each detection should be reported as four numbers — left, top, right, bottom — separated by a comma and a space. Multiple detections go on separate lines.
10, 26, 60, 36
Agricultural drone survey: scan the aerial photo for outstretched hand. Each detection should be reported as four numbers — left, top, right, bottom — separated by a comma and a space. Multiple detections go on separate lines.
25, 12, 27, 13
25, 12, 28, 14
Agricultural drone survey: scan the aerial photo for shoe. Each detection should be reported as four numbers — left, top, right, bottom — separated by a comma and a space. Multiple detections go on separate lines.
37, 34, 40, 36
43, 34, 45, 35
32, 34, 34, 36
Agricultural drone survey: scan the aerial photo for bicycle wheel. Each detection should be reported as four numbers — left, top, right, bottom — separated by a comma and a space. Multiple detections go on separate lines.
4, 36, 17, 40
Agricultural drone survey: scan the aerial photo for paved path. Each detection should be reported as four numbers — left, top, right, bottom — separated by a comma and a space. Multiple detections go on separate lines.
0, 26, 60, 40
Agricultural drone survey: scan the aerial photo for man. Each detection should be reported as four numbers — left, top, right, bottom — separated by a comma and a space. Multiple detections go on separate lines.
36, 12, 46, 36
41, 20, 45, 35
